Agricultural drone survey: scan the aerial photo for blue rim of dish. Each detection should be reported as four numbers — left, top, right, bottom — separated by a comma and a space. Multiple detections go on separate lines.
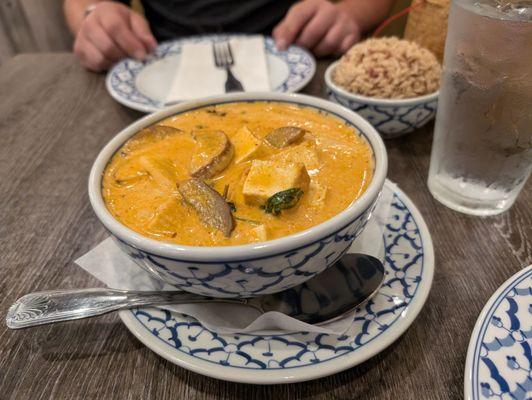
118, 181, 434, 383
105, 35, 316, 113
467, 266, 532, 400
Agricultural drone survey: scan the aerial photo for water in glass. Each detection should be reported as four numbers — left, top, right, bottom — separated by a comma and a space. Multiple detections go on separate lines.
428, 0, 532, 215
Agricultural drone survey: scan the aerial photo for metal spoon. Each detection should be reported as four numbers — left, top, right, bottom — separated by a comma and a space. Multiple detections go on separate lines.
6, 253, 385, 329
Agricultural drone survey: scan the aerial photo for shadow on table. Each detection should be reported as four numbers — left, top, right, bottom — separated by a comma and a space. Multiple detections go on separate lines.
385, 123, 434, 157
36, 317, 142, 361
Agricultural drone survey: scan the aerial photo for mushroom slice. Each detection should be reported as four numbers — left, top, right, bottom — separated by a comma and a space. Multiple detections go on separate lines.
137, 125, 184, 141
178, 179, 234, 237
265, 126, 307, 148
190, 130, 234, 178
123, 125, 185, 154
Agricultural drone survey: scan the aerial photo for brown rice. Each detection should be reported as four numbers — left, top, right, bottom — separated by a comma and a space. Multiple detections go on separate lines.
332, 37, 441, 99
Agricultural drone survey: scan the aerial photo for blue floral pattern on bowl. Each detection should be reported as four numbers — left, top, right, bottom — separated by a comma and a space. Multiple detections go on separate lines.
106, 35, 316, 113
327, 90, 438, 139
118, 184, 434, 383
466, 266, 532, 400
115, 201, 375, 298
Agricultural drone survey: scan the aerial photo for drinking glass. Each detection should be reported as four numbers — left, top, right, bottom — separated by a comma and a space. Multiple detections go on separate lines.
427, 0, 531, 216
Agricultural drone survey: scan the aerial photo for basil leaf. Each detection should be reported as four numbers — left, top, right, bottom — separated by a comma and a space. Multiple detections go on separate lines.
262, 188, 304, 216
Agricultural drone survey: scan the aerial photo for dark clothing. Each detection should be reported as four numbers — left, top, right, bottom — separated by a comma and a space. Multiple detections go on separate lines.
121, 0, 297, 41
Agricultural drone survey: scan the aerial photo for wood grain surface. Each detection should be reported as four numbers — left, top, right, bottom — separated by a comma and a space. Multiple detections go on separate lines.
0, 54, 530, 400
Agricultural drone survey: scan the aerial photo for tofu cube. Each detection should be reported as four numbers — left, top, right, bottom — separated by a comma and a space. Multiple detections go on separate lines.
249, 225, 268, 242
232, 126, 263, 164
148, 197, 186, 237
270, 140, 320, 171
242, 160, 310, 206
308, 181, 328, 207
139, 155, 180, 191
234, 223, 269, 243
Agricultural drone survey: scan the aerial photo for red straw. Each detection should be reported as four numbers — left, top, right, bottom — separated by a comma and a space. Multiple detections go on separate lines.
372, 0, 427, 38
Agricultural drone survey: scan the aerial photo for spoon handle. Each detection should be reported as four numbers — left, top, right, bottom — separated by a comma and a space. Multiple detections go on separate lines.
6, 288, 246, 329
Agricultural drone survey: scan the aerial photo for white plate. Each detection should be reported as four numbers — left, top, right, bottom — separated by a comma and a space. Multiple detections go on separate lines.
119, 180, 434, 384
106, 35, 316, 113
464, 265, 532, 400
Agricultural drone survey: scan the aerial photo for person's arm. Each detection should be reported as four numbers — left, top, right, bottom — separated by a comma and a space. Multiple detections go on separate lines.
64, 0, 157, 72
273, 0, 394, 56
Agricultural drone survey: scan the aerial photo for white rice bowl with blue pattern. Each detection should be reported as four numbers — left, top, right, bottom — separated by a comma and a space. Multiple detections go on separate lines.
325, 61, 439, 139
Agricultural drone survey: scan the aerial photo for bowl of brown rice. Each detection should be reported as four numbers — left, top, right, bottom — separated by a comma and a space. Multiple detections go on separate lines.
325, 37, 441, 138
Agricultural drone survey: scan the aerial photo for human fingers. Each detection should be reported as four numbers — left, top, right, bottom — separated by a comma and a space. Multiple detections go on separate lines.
312, 22, 346, 57
97, 11, 147, 60
295, 2, 338, 50
129, 11, 157, 53
73, 35, 112, 72
338, 32, 359, 55
272, 0, 319, 50
313, 17, 360, 56
85, 20, 126, 61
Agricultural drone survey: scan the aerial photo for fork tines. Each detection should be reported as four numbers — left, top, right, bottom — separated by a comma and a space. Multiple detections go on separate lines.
212, 41, 234, 68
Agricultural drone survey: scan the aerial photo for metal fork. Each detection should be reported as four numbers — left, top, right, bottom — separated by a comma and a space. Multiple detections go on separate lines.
212, 41, 244, 92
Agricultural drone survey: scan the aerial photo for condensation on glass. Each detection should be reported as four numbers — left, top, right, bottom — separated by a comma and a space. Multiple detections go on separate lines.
428, 0, 531, 215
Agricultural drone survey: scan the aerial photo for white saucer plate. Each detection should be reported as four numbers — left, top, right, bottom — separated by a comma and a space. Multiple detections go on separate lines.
119, 180, 435, 384
464, 265, 532, 400
106, 35, 316, 113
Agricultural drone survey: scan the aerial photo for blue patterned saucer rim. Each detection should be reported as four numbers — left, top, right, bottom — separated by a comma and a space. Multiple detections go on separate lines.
464, 265, 532, 400
118, 180, 435, 384
324, 61, 439, 106
105, 34, 316, 113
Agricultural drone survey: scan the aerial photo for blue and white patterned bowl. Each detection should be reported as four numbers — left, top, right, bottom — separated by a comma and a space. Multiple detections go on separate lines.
464, 265, 532, 400
324, 62, 439, 139
88, 92, 387, 298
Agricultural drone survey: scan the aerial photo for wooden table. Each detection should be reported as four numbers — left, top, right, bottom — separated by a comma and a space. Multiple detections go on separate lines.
0, 54, 530, 400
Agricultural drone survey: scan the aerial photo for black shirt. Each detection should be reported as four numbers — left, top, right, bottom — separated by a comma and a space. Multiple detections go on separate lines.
121, 0, 298, 41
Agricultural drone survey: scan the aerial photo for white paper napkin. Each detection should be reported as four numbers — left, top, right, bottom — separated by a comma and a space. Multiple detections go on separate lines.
166, 36, 270, 102
75, 183, 396, 335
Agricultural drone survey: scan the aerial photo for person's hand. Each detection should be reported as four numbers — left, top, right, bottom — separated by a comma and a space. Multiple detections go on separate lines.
273, 0, 361, 57
73, 1, 157, 72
